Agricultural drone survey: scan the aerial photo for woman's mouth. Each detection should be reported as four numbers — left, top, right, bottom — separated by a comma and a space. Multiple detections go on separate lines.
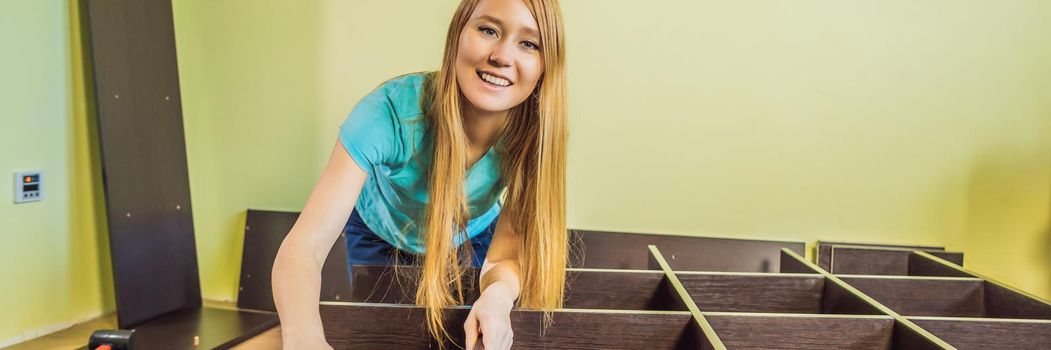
477, 70, 513, 90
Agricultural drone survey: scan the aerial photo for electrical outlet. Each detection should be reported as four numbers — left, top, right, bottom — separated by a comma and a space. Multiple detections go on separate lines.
14, 170, 43, 204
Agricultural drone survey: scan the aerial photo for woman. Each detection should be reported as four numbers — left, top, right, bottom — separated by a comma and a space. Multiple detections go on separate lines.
271, 0, 568, 349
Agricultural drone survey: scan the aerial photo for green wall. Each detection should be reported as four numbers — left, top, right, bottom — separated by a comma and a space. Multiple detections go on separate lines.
173, 0, 1051, 302
0, 0, 113, 345
2, 0, 1049, 345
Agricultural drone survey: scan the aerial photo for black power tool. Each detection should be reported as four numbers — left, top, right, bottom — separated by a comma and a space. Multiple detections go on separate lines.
87, 329, 137, 350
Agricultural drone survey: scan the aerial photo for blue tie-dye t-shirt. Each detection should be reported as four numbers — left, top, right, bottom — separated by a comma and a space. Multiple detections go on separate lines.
338, 72, 503, 254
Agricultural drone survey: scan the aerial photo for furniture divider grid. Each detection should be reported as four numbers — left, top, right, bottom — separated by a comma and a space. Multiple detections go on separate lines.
817, 243, 1051, 349
238, 211, 1051, 349
320, 245, 1021, 349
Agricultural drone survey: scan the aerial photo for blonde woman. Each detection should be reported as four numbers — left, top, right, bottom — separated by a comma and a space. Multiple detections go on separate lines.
271, 0, 567, 349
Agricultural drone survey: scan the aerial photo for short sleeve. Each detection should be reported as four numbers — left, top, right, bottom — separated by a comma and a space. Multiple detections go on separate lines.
339, 85, 400, 172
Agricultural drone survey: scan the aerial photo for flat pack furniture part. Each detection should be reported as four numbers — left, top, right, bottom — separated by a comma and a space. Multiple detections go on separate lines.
242, 210, 1050, 348
236, 209, 806, 312
320, 246, 954, 349
823, 244, 1051, 349
237, 210, 352, 312
83, 0, 276, 348
815, 241, 964, 274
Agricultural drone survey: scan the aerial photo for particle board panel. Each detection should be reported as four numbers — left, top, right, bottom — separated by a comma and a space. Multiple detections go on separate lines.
349, 265, 682, 311
828, 246, 966, 277
781, 249, 956, 349
703, 313, 895, 350
319, 303, 701, 350
238, 209, 351, 312
816, 242, 961, 272
676, 273, 826, 314
85, 0, 199, 328
909, 317, 1051, 350
839, 276, 991, 318
906, 252, 974, 278
984, 282, 1051, 319
842, 274, 1051, 320
75, 307, 278, 350
573, 230, 805, 272
911, 251, 1051, 319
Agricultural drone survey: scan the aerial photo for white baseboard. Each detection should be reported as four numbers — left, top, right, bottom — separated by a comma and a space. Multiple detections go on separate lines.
0, 310, 108, 349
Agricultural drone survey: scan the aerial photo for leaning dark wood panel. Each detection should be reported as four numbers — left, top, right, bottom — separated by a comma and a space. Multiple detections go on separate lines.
910, 317, 1051, 350
238, 209, 351, 312
573, 229, 805, 272
320, 303, 700, 349
86, 0, 200, 328
703, 313, 894, 349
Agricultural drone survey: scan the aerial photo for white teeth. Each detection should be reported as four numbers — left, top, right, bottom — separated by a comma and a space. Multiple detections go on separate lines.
480, 72, 511, 87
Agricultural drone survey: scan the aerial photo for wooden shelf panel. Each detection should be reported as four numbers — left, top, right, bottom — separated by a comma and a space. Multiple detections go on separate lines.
349, 264, 886, 316
572, 230, 805, 272
676, 272, 882, 315
839, 276, 1051, 319
909, 317, 1051, 350
704, 313, 895, 350
349, 265, 683, 310
827, 246, 968, 277
816, 242, 962, 273
319, 303, 702, 350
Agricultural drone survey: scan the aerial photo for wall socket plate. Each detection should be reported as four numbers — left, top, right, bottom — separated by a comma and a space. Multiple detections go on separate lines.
14, 170, 43, 204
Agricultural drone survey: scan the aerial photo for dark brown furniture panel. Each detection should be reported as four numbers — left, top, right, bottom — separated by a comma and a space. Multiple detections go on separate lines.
704, 313, 894, 350
84, 1, 279, 347
350, 265, 685, 311
573, 230, 805, 272
320, 303, 702, 350
816, 242, 962, 272
841, 276, 1051, 319
677, 273, 827, 314
910, 317, 1051, 350
238, 209, 351, 312
906, 252, 974, 278
107, 307, 278, 350
828, 246, 967, 277
86, 0, 199, 328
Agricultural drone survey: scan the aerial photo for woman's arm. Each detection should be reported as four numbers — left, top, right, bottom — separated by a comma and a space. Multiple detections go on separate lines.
478, 214, 522, 302
465, 213, 522, 350
272, 139, 368, 349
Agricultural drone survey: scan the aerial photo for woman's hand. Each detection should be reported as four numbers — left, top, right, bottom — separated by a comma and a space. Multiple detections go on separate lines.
464, 283, 516, 350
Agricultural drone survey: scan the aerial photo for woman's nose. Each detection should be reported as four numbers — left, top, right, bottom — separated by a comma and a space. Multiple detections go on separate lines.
487, 41, 514, 68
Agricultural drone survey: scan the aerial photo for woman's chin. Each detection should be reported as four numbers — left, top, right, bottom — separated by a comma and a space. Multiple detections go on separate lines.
464, 94, 516, 114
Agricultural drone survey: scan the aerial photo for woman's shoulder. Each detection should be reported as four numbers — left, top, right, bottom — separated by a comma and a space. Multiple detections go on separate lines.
368, 71, 431, 119
382, 71, 429, 90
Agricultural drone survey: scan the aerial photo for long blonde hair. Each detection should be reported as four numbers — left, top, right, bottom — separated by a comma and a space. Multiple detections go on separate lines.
413, 0, 568, 346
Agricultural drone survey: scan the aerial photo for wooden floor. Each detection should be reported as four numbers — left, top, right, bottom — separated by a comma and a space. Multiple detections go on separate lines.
4, 301, 281, 350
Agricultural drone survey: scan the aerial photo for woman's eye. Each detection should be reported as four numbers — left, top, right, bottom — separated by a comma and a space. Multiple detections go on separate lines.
521, 41, 539, 50
479, 26, 497, 37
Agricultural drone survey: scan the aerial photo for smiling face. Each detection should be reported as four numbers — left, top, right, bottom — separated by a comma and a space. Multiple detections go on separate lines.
455, 0, 545, 114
